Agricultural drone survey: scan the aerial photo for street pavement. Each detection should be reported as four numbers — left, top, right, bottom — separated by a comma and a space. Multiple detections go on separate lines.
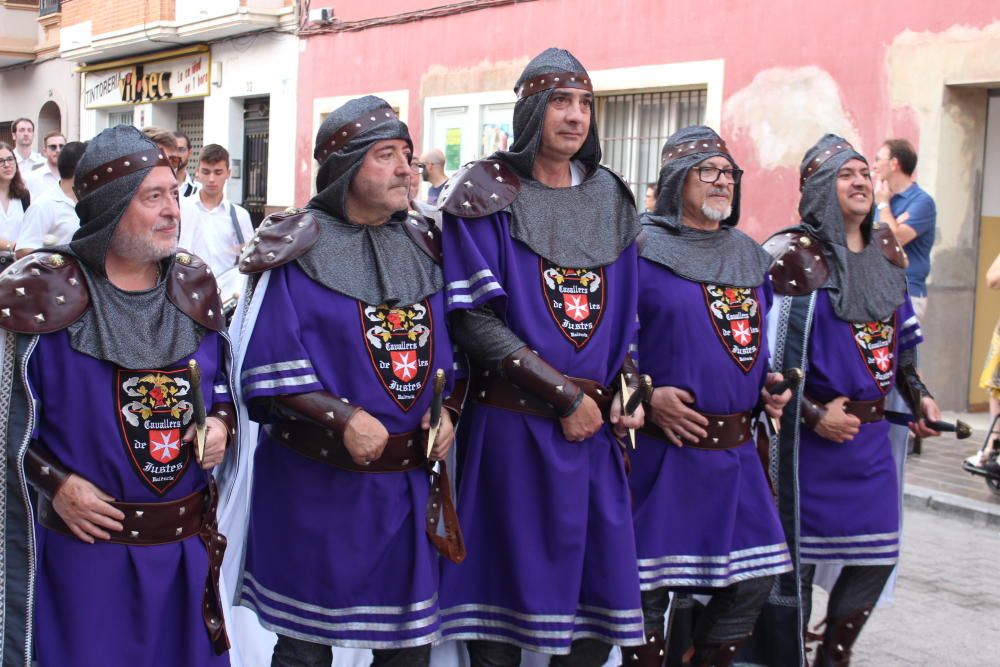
818, 505, 999, 666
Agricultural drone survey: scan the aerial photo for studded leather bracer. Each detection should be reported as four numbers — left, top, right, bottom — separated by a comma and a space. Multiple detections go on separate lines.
500, 347, 584, 417
24, 446, 72, 500
895, 346, 933, 418
271, 392, 362, 433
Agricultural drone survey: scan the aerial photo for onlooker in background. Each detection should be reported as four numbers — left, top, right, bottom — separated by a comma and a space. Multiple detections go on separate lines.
0, 142, 31, 267
976, 252, 1000, 473
644, 182, 657, 212
873, 138, 936, 320
419, 148, 448, 204
175, 131, 200, 198
24, 131, 65, 201
141, 125, 180, 164
179, 143, 252, 275
11, 118, 44, 173
15, 141, 87, 257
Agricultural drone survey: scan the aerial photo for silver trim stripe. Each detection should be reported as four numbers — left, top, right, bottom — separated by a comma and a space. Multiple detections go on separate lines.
243, 573, 438, 617
639, 562, 794, 590
800, 544, 899, 556
446, 269, 496, 291
213, 384, 228, 394
638, 543, 789, 567
440, 617, 643, 641
242, 359, 313, 382
639, 553, 792, 578
447, 281, 503, 306
243, 374, 321, 394
241, 588, 438, 633
800, 531, 899, 544
801, 557, 899, 566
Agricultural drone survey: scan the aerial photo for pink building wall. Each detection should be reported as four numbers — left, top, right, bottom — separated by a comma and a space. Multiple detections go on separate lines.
295, 0, 997, 239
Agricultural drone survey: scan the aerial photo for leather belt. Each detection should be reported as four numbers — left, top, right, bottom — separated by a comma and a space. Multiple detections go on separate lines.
843, 397, 885, 424
266, 422, 425, 472
38, 482, 230, 654
473, 374, 614, 421
640, 411, 753, 450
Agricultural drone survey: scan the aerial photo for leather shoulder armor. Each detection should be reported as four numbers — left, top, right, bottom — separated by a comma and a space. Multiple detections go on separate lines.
167, 252, 226, 332
438, 159, 521, 218
403, 213, 442, 264
871, 222, 908, 269
239, 208, 321, 275
763, 230, 830, 296
0, 252, 90, 334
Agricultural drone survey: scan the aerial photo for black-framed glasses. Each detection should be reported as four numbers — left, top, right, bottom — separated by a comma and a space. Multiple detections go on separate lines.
695, 166, 743, 184
0, 156, 16, 167
46, 143, 65, 151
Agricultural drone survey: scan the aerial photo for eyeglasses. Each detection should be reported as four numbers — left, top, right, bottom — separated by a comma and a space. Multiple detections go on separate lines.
695, 166, 743, 184
46, 144, 65, 152
413, 162, 426, 173
0, 157, 16, 167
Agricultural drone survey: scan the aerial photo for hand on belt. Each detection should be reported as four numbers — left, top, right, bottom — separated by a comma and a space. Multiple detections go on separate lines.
38, 481, 230, 654
641, 410, 753, 450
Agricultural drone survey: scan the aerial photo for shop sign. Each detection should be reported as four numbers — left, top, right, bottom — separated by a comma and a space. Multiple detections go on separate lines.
84, 52, 211, 109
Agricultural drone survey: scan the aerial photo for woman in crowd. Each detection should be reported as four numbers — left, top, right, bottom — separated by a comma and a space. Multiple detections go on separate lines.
0, 141, 30, 266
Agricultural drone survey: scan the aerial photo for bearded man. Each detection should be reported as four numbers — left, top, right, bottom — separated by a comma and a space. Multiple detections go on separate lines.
0, 124, 234, 666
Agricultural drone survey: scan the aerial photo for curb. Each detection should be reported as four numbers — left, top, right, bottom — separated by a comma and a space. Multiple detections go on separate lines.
903, 483, 1000, 527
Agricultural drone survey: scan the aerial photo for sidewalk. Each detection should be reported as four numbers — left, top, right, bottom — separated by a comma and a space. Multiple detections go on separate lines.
902, 410, 1000, 526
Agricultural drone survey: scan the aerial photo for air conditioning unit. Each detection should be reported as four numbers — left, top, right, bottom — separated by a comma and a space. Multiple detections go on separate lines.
307, 7, 334, 24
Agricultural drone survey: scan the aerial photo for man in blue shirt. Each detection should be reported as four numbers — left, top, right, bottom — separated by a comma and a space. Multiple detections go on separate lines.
874, 138, 936, 321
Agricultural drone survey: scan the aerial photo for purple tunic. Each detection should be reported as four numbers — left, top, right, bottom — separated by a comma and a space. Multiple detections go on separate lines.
29, 329, 231, 667
439, 211, 644, 653
797, 291, 921, 566
238, 261, 455, 649
629, 263, 791, 590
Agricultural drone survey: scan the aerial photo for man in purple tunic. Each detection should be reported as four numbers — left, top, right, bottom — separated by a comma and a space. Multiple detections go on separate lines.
227, 95, 464, 667
436, 48, 645, 667
0, 124, 235, 666
627, 126, 792, 667
746, 135, 942, 667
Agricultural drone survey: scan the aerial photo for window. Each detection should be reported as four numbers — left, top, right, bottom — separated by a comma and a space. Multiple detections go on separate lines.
108, 109, 135, 128
598, 89, 707, 205
177, 100, 204, 180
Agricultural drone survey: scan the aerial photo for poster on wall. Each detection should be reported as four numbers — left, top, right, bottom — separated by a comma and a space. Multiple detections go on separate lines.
445, 128, 462, 171
480, 102, 515, 158
83, 49, 211, 109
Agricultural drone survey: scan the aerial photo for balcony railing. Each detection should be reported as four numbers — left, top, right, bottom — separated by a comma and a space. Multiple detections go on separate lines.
39, 0, 59, 17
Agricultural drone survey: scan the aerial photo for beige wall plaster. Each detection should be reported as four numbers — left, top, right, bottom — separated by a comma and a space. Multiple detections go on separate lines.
723, 66, 860, 170
420, 58, 530, 99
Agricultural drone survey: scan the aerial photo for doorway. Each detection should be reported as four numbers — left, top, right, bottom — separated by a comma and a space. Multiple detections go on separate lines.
242, 97, 269, 228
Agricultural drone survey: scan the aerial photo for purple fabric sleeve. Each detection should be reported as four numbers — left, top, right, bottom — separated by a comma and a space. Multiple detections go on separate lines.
241, 266, 324, 402
442, 212, 508, 313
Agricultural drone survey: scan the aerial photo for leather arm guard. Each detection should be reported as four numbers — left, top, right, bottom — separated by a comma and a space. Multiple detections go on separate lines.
799, 394, 828, 430
895, 346, 933, 417
209, 402, 237, 446
501, 347, 584, 417
272, 392, 362, 432
621, 354, 640, 394
24, 445, 72, 500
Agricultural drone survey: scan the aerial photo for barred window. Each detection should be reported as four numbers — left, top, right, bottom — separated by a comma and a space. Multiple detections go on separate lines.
597, 89, 707, 209
177, 100, 205, 180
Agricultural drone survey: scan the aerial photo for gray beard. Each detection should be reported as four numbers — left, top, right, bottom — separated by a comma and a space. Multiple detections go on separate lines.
701, 202, 732, 222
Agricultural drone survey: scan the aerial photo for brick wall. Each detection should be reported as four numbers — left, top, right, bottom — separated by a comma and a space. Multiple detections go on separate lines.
61, 0, 176, 35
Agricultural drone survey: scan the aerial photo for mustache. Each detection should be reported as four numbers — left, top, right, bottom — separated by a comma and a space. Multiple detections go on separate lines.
707, 186, 730, 197
391, 178, 410, 189
153, 218, 179, 231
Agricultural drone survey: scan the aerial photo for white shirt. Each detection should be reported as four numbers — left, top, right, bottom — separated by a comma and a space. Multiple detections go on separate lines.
16, 187, 79, 250
16, 151, 45, 174
0, 196, 26, 243
179, 195, 254, 276
25, 166, 60, 201
180, 174, 201, 198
